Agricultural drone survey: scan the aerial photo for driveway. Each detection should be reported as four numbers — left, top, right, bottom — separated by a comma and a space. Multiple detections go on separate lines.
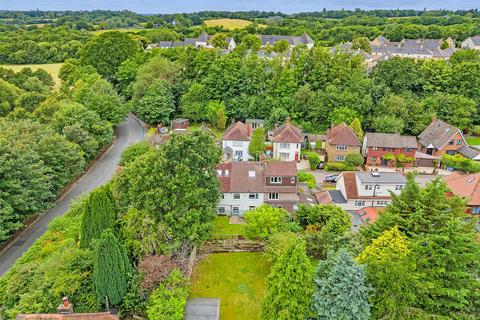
0, 113, 146, 276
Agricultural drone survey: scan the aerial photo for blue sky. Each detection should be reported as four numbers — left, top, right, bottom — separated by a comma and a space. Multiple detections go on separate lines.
1, 0, 479, 14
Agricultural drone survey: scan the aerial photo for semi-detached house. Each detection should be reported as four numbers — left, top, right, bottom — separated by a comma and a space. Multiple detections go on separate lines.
217, 161, 299, 216
271, 119, 302, 162
222, 121, 253, 161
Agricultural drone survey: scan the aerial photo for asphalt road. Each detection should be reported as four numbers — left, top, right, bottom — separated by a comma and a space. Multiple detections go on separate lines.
0, 113, 145, 276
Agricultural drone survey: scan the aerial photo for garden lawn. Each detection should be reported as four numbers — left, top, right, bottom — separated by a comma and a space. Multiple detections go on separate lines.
466, 136, 480, 146
2, 63, 63, 90
210, 216, 244, 236
187, 123, 225, 140
190, 252, 270, 320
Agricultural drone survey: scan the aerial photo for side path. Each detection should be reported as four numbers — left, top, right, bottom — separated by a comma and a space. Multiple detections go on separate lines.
0, 113, 146, 276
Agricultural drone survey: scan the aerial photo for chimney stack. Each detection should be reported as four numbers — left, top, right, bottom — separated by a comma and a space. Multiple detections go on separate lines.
58, 296, 73, 314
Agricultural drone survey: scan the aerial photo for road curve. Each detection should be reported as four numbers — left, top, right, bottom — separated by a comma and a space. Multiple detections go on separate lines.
0, 113, 145, 276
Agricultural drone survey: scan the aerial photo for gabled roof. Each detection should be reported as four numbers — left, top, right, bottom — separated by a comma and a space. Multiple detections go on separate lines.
364, 132, 417, 149
326, 123, 361, 146
217, 161, 297, 193
340, 171, 406, 200
272, 120, 302, 143
457, 145, 480, 160
469, 36, 480, 45
356, 207, 383, 224
196, 32, 209, 42
418, 119, 463, 149
445, 172, 480, 206
222, 121, 253, 141
258, 33, 314, 46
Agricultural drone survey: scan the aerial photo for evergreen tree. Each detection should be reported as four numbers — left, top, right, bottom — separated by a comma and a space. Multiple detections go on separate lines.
313, 250, 371, 320
248, 127, 265, 160
349, 117, 363, 140
93, 229, 131, 306
357, 227, 418, 319
261, 238, 314, 320
80, 185, 116, 248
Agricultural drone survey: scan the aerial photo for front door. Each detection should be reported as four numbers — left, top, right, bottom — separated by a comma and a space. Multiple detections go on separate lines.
381, 158, 389, 166
295, 152, 299, 161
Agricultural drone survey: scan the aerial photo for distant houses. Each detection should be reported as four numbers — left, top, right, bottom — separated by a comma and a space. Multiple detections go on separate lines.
461, 36, 480, 50
363, 133, 417, 167
147, 32, 315, 52
418, 119, 466, 157
445, 172, 480, 214
147, 32, 236, 50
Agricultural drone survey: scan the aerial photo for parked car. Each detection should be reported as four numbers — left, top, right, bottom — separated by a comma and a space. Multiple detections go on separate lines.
324, 174, 339, 183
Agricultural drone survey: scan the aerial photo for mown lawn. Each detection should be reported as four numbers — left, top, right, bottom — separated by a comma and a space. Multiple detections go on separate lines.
187, 122, 225, 140
190, 252, 270, 320
211, 216, 245, 236
2, 63, 63, 90
467, 136, 480, 146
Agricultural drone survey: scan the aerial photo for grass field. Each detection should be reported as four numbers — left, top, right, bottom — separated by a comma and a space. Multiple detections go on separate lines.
204, 18, 266, 30
92, 28, 144, 35
187, 123, 225, 140
211, 216, 245, 236
467, 136, 480, 146
190, 252, 270, 320
2, 63, 63, 90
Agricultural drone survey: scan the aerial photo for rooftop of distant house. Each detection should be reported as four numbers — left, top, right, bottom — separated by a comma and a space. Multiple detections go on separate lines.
271, 118, 303, 143
222, 121, 253, 141
364, 132, 418, 149
445, 172, 480, 206
326, 123, 361, 146
418, 119, 464, 149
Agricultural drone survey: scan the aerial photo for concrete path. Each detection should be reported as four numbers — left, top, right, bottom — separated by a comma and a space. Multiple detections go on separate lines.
0, 113, 145, 276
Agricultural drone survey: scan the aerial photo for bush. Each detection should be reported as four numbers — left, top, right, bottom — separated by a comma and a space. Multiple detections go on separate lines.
471, 126, 480, 136
308, 152, 321, 170
345, 152, 364, 167
244, 205, 292, 240
442, 154, 480, 173
119, 141, 151, 166
146, 269, 189, 320
298, 171, 316, 189
324, 162, 354, 171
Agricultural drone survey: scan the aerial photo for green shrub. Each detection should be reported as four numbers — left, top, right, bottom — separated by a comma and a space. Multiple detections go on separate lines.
308, 152, 321, 170
119, 141, 151, 166
324, 162, 354, 171
298, 171, 316, 189
244, 205, 292, 240
146, 269, 189, 320
442, 154, 480, 173
471, 126, 480, 136
345, 152, 364, 167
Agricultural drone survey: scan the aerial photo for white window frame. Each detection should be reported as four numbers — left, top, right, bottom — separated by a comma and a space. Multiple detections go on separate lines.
365, 185, 373, 191
268, 193, 279, 200
395, 185, 404, 191
233, 193, 240, 199
279, 143, 290, 149
279, 152, 290, 160
233, 140, 243, 147
336, 145, 348, 151
354, 200, 366, 207
270, 177, 283, 184
249, 193, 258, 199
334, 155, 345, 161
232, 207, 239, 215
290, 176, 296, 184
218, 207, 225, 214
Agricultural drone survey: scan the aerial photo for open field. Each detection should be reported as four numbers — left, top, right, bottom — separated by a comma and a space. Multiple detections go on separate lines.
466, 136, 480, 146
1, 63, 63, 90
211, 216, 245, 236
204, 18, 266, 30
191, 252, 269, 320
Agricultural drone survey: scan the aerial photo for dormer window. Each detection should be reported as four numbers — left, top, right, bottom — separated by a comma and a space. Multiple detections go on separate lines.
270, 177, 282, 184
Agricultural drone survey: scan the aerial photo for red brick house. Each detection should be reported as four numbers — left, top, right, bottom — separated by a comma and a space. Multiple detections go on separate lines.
363, 132, 418, 167
418, 119, 466, 157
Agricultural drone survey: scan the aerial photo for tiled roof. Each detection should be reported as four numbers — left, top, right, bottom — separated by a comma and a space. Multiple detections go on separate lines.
326, 123, 361, 146
355, 207, 383, 224
272, 121, 302, 143
258, 33, 314, 46
418, 119, 462, 149
328, 190, 347, 203
457, 145, 480, 160
470, 36, 480, 45
445, 172, 480, 206
315, 191, 333, 204
16, 313, 119, 320
364, 132, 417, 149
342, 172, 359, 199
264, 161, 297, 176
356, 172, 406, 184
299, 193, 318, 206
222, 121, 253, 141
217, 161, 297, 193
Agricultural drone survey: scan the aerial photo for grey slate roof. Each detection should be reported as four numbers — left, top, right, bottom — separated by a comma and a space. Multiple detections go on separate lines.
364, 132, 417, 149
418, 119, 462, 149
328, 190, 347, 203
470, 36, 480, 45
258, 32, 314, 46
457, 145, 480, 160
356, 172, 407, 184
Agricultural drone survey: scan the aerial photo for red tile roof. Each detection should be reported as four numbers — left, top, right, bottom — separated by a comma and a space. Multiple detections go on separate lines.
222, 121, 253, 141
272, 121, 302, 143
217, 161, 297, 193
342, 172, 359, 199
445, 172, 480, 206
355, 207, 383, 224
326, 123, 361, 146
314, 191, 333, 205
